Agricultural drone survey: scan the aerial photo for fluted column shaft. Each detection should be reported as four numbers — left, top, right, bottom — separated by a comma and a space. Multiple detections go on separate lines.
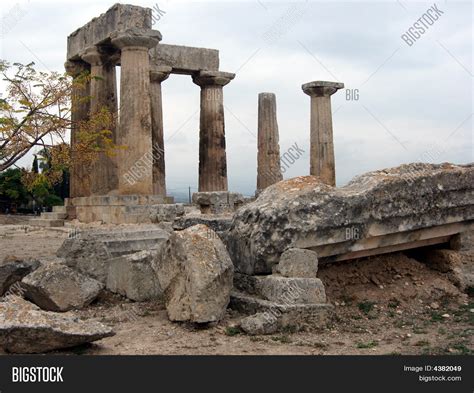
150, 66, 171, 196
81, 46, 118, 195
111, 29, 161, 195
64, 60, 91, 198
257, 92, 282, 191
193, 71, 235, 192
302, 81, 344, 186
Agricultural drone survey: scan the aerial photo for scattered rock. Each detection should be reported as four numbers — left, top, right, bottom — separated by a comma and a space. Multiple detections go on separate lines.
430, 302, 439, 310
21, 263, 103, 312
0, 296, 114, 353
106, 250, 162, 301
272, 248, 318, 278
441, 314, 450, 319
153, 224, 234, 323
240, 312, 278, 335
149, 204, 185, 223
0, 256, 40, 295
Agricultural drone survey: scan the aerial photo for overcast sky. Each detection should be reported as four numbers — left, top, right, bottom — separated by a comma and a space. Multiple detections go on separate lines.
1, 0, 472, 196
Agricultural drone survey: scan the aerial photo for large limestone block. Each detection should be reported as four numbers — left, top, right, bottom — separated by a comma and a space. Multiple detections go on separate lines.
153, 224, 234, 323
257, 276, 326, 304
57, 226, 171, 282
21, 264, 103, 312
0, 297, 114, 353
227, 163, 474, 274
0, 257, 40, 295
272, 248, 318, 278
106, 251, 162, 301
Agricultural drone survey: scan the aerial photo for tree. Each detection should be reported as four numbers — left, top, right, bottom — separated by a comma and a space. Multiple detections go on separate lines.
0, 60, 119, 180
0, 168, 30, 211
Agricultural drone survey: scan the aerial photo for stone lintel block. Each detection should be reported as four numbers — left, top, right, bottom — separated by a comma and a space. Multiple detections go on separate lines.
150, 44, 219, 75
111, 28, 162, 49
67, 4, 152, 60
192, 70, 235, 87
302, 80, 344, 97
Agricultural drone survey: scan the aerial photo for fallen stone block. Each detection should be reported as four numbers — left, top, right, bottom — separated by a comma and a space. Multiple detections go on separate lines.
153, 224, 234, 323
0, 257, 40, 296
149, 203, 185, 223
106, 250, 162, 301
240, 312, 278, 335
234, 273, 326, 304
272, 248, 318, 278
227, 163, 474, 274
21, 263, 103, 312
416, 249, 474, 292
231, 291, 333, 334
192, 191, 244, 214
0, 296, 114, 353
57, 225, 170, 283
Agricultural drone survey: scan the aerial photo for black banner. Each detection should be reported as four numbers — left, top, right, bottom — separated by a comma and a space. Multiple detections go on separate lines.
0, 355, 472, 393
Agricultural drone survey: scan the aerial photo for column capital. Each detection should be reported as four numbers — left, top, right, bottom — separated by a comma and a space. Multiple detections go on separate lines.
64, 60, 88, 77
80, 46, 110, 66
150, 65, 172, 83
111, 28, 161, 50
302, 81, 344, 97
192, 70, 235, 87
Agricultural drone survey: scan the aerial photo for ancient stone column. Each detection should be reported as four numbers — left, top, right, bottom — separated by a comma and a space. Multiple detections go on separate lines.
149, 65, 172, 196
81, 46, 119, 195
192, 71, 235, 192
111, 28, 162, 195
302, 81, 344, 186
64, 60, 91, 198
257, 92, 283, 192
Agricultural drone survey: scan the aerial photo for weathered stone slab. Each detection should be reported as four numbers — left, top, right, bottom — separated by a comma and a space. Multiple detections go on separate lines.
149, 204, 185, 223
0, 297, 114, 353
0, 257, 40, 296
153, 224, 234, 323
231, 291, 333, 334
67, 4, 152, 60
150, 44, 219, 74
227, 163, 474, 274
21, 264, 103, 312
273, 248, 318, 278
106, 250, 162, 301
57, 225, 170, 283
234, 273, 326, 304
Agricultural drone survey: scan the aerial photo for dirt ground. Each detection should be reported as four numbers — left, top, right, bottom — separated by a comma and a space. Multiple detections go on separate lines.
0, 216, 472, 355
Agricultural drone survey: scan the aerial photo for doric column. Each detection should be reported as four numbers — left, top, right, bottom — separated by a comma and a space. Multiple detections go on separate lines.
257, 92, 282, 192
302, 81, 344, 186
192, 70, 235, 192
111, 28, 161, 195
81, 46, 118, 195
64, 60, 91, 198
150, 65, 171, 196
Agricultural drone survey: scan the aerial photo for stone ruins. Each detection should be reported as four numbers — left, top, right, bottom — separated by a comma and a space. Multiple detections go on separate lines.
2, 3, 472, 352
